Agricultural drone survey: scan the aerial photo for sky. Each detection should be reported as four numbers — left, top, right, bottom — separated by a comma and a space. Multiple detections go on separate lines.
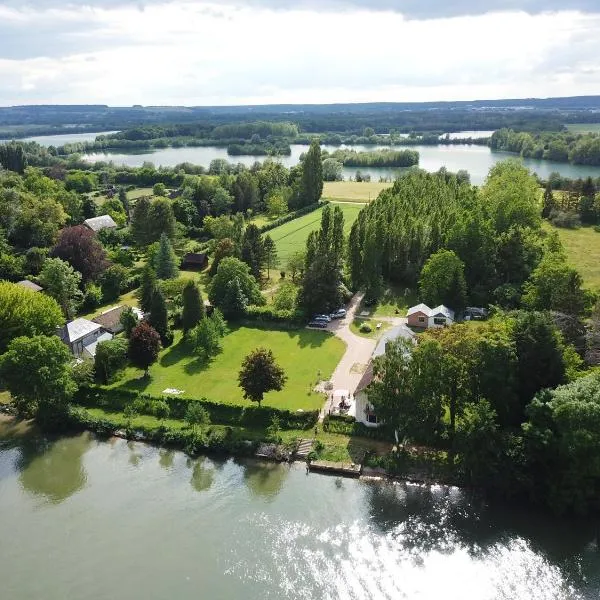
0, 0, 599, 106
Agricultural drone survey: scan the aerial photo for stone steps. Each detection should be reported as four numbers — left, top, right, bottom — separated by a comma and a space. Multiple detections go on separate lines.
294, 438, 315, 459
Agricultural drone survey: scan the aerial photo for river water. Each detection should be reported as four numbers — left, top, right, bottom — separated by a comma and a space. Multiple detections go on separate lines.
81, 143, 600, 185
1, 423, 598, 600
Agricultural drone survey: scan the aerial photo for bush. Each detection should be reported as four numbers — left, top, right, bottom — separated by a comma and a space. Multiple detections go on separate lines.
322, 414, 390, 440
360, 323, 372, 333
549, 210, 581, 229
94, 338, 128, 384
245, 305, 304, 324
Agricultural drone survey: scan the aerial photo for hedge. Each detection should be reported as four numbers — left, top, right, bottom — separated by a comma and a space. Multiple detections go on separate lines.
245, 305, 305, 325
74, 386, 319, 430
322, 414, 391, 440
65, 406, 259, 457
256, 201, 329, 234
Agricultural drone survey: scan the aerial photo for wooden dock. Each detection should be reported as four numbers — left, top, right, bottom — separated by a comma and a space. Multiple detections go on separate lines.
308, 460, 362, 477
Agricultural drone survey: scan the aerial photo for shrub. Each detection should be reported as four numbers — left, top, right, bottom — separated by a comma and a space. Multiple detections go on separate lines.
549, 210, 581, 229
245, 305, 304, 324
94, 338, 128, 384
360, 323, 372, 333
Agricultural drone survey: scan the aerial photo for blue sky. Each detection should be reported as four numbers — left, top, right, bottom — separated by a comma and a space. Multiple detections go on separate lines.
0, 1, 598, 105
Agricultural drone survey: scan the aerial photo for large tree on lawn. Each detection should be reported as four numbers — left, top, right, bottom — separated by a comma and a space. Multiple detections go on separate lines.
51, 225, 108, 282
238, 347, 287, 407
128, 321, 161, 377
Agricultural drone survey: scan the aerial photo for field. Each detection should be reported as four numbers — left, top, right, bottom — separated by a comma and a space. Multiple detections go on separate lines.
270, 202, 363, 263
108, 325, 346, 411
565, 124, 600, 134
546, 223, 600, 290
323, 181, 392, 202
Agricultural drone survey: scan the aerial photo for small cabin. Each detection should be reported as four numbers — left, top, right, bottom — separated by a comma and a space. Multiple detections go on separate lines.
181, 252, 208, 270
83, 215, 118, 233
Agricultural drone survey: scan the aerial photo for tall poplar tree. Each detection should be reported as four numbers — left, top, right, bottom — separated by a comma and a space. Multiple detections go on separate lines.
299, 140, 323, 207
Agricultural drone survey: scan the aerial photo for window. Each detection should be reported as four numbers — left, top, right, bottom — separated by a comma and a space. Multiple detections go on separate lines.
433, 317, 446, 325
418, 316, 425, 323
367, 413, 378, 424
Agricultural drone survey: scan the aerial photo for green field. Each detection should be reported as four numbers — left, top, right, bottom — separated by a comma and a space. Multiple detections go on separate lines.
323, 181, 391, 202
109, 325, 346, 411
270, 202, 363, 263
546, 223, 600, 291
565, 124, 600, 134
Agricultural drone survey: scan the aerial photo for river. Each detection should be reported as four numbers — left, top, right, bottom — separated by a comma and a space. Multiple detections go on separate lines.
1, 423, 598, 600
82, 143, 600, 185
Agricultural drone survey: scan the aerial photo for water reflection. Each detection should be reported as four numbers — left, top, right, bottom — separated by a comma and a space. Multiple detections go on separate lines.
18, 432, 92, 504
127, 440, 143, 467
242, 459, 289, 501
187, 457, 215, 493
158, 449, 175, 470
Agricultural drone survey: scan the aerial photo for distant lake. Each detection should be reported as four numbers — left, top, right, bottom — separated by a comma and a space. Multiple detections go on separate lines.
0, 131, 118, 146
83, 142, 600, 185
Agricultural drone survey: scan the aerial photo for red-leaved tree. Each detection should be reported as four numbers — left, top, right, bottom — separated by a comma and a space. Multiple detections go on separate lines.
128, 321, 161, 377
52, 225, 108, 282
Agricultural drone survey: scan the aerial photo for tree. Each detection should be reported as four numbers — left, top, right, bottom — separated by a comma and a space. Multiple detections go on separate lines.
273, 281, 297, 311
241, 224, 264, 280
185, 402, 211, 432
190, 313, 225, 359
298, 140, 323, 207
522, 253, 592, 316
25, 247, 47, 276
222, 277, 249, 319
0, 143, 27, 173
138, 265, 157, 314
209, 237, 237, 277
322, 158, 343, 182
182, 280, 205, 334
131, 197, 153, 246
81, 196, 97, 220
52, 225, 108, 282
39, 257, 83, 319
542, 182, 555, 219
154, 233, 179, 280
208, 257, 263, 316
263, 235, 279, 279
94, 338, 128, 384
232, 171, 259, 213
0, 281, 64, 352
118, 187, 130, 221
0, 335, 76, 422
265, 189, 288, 217
148, 288, 171, 346
153, 183, 166, 196
150, 198, 177, 241
419, 249, 467, 312
128, 321, 161, 376
100, 264, 128, 302
238, 347, 287, 406
286, 251, 305, 282
119, 306, 139, 338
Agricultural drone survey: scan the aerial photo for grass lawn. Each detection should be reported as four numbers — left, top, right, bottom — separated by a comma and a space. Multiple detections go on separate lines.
359, 286, 419, 318
350, 318, 392, 339
269, 202, 363, 263
127, 187, 155, 200
565, 124, 600, 134
108, 324, 346, 411
545, 223, 600, 291
323, 181, 392, 203
79, 289, 140, 320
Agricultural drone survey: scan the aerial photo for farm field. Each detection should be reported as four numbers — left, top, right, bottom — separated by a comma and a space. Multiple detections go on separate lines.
323, 180, 392, 202
107, 325, 346, 411
269, 202, 363, 263
546, 223, 600, 291
565, 124, 600, 134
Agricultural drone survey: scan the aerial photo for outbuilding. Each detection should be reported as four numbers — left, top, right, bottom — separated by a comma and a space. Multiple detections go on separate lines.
83, 215, 118, 233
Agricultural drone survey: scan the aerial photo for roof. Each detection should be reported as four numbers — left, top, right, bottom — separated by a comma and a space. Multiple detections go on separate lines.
431, 305, 455, 320
355, 362, 374, 394
65, 318, 103, 343
373, 324, 416, 358
83, 332, 113, 358
182, 252, 207, 265
16, 280, 43, 292
92, 305, 142, 332
407, 303, 431, 317
83, 215, 117, 232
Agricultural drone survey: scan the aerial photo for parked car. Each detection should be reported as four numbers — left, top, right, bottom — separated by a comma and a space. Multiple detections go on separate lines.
330, 309, 346, 319
308, 320, 328, 329
313, 314, 331, 322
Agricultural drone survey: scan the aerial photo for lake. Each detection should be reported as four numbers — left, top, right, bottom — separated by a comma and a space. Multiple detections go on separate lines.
1, 422, 598, 600
0, 131, 118, 146
82, 143, 600, 185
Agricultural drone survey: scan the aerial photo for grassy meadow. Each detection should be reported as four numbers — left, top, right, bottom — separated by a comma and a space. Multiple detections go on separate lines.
108, 325, 346, 411
323, 181, 391, 203
565, 124, 600, 134
270, 202, 363, 263
546, 223, 600, 291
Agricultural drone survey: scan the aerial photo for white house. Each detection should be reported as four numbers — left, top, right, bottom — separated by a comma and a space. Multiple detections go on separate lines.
83, 215, 117, 233
406, 303, 454, 329
354, 324, 415, 428
59, 318, 113, 359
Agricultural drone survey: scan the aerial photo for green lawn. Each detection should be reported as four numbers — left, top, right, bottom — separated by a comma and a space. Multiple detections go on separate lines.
108, 325, 346, 411
545, 223, 600, 291
359, 286, 419, 318
565, 124, 600, 134
323, 181, 391, 203
79, 289, 140, 320
269, 202, 363, 263
350, 318, 392, 339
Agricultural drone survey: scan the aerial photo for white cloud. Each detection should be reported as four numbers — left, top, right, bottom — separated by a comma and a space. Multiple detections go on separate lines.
0, 1, 599, 105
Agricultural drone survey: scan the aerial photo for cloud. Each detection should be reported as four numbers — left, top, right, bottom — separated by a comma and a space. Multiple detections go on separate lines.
0, 2, 599, 105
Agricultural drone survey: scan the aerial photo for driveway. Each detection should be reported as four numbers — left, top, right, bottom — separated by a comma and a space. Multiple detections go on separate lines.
317, 293, 376, 417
